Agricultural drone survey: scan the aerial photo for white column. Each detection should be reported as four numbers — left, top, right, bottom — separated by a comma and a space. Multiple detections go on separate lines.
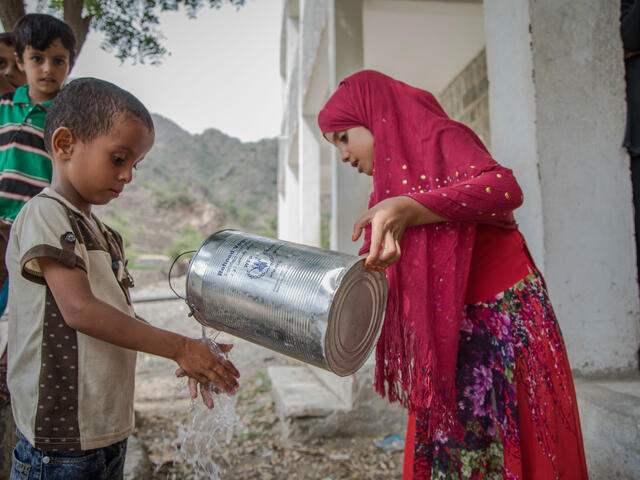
283, 137, 300, 243
298, 115, 322, 247
484, 0, 639, 374
329, 0, 372, 255
484, 1, 544, 267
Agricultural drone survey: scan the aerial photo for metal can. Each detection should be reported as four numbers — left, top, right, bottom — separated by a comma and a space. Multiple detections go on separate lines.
185, 230, 387, 376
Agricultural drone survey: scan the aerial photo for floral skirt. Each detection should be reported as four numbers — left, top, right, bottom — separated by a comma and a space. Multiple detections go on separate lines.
403, 272, 588, 480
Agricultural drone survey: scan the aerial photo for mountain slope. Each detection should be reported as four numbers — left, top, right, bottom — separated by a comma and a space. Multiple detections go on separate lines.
96, 114, 278, 259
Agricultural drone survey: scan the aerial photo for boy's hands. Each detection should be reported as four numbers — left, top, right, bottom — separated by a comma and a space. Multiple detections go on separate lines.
175, 343, 236, 409
174, 340, 239, 399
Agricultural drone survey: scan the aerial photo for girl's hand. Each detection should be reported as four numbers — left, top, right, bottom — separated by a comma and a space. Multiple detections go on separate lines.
353, 196, 446, 270
174, 340, 239, 397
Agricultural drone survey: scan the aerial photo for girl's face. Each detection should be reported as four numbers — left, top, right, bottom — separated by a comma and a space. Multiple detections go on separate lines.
324, 126, 374, 176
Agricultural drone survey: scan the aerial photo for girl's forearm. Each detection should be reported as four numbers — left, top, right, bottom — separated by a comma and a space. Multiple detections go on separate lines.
401, 196, 448, 226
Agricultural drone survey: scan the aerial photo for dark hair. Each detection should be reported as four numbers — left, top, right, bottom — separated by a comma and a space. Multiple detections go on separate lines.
13, 14, 76, 66
44, 78, 154, 153
0, 32, 15, 48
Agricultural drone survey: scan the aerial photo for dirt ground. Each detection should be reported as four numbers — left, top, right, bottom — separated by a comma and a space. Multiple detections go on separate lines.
132, 279, 405, 479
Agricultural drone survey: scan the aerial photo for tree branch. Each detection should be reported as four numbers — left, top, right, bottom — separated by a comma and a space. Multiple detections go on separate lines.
0, 0, 26, 31
63, 0, 92, 59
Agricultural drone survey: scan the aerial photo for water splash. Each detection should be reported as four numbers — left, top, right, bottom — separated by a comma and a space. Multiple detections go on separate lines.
176, 328, 242, 479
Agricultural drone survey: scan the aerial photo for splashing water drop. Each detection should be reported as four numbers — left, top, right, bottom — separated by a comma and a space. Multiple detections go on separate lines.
176, 329, 242, 479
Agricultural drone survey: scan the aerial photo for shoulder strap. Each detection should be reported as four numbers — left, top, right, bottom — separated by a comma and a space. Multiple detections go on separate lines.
37, 193, 83, 268
38, 193, 134, 305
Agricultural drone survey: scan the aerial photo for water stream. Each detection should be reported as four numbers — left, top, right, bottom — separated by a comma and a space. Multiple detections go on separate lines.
176, 327, 242, 479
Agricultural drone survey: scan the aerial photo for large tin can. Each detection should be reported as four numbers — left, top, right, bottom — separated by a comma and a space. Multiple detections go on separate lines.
185, 230, 387, 376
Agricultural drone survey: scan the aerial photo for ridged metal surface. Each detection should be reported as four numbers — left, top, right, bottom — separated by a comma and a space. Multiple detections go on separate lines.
185, 230, 387, 376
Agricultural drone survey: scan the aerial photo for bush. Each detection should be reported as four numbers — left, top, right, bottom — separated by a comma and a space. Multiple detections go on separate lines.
164, 225, 205, 260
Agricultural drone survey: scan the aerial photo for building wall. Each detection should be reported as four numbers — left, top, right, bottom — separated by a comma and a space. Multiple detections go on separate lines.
438, 48, 491, 149
485, 0, 639, 376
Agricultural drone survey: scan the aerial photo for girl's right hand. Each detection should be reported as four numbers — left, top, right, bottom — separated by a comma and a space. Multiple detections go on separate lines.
175, 338, 240, 394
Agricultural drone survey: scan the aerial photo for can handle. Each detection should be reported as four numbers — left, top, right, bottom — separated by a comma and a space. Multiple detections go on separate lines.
168, 250, 197, 303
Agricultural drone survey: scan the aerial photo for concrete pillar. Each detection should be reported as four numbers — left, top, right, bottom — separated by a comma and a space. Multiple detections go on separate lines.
283, 139, 300, 243
484, 0, 639, 374
329, 0, 372, 255
298, 118, 322, 247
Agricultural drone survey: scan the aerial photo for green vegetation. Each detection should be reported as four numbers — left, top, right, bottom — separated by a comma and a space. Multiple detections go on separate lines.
321, 212, 331, 250
102, 213, 133, 248
164, 226, 205, 260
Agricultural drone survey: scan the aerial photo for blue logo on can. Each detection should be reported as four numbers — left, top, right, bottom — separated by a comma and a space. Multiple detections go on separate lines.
245, 251, 274, 279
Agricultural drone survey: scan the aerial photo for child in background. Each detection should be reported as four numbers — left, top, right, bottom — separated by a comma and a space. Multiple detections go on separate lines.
318, 70, 587, 479
0, 32, 26, 96
0, 14, 75, 406
7, 77, 240, 479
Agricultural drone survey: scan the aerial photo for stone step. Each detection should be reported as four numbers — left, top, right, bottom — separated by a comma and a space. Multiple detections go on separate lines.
575, 377, 640, 480
268, 365, 351, 419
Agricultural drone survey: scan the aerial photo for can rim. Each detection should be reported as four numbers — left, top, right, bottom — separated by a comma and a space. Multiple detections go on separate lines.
325, 260, 387, 376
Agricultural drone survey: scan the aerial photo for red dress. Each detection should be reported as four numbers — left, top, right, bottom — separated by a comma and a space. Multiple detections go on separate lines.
402, 225, 589, 479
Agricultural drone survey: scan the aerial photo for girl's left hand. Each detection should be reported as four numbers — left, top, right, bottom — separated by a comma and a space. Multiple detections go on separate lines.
352, 197, 416, 271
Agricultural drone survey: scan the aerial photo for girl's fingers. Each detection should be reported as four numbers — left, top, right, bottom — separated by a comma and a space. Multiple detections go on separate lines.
175, 367, 186, 377
366, 218, 385, 267
353, 210, 373, 241
377, 231, 398, 264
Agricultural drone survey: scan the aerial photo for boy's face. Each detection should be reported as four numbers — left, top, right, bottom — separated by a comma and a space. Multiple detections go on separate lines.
0, 42, 26, 90
17, 38, 71, 103
52, 113, 154, 215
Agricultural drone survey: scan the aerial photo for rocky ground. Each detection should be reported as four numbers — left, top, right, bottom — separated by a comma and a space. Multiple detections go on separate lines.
131, 278, 405, 480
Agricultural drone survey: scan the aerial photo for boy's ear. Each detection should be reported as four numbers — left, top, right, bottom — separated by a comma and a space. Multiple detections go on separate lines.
14, 52, 24, 73
51, 127, 74, 159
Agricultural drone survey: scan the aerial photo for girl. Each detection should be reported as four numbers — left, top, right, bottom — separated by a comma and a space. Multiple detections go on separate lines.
318, 70, 588, 479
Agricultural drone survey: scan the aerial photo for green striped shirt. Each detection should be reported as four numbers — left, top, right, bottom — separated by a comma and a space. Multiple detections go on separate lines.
0, 85, 53, 221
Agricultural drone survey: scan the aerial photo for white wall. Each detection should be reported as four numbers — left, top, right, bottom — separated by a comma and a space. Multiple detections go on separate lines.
485, 0, 640, 375
363, 0, 485, 95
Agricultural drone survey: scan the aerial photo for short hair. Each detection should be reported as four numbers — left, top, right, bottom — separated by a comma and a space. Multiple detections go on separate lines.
44, 78, 154, 153
13, 14, 76, 66
0, 32, 15, 48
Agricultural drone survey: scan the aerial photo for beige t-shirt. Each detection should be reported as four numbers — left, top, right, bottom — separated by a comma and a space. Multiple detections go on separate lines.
7, 188, 137, 451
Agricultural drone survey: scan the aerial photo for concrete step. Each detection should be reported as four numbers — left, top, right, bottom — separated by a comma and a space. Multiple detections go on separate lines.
267, 364, 407, 443
575, 377, 640, 480
268, 365, 351, 419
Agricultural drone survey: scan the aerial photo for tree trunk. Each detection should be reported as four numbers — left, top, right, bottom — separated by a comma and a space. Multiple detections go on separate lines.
63, 0, 91, 61
0, 0, 25, 31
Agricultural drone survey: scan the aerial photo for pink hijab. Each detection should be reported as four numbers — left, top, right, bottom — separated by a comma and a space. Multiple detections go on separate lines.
318, 70, 521, 438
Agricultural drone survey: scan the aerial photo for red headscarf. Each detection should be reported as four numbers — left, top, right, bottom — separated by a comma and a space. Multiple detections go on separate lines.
318, 70, 522, 438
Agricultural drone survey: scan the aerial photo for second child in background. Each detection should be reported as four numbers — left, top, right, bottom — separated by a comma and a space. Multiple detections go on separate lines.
0, 32, 26, 96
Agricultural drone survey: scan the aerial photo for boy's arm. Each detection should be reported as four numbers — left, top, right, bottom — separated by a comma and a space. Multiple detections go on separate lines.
38, 257, 239, 393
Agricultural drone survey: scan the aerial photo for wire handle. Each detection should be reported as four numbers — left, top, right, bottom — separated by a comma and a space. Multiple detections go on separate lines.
168, 250, 197, 301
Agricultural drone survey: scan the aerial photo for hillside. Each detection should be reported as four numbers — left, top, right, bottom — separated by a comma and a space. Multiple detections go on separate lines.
96, 114, 278, 271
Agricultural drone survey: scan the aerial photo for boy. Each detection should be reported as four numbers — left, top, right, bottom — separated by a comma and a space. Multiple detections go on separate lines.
7, 77, 240, 478
0, 32, 26, 95
0, 14, 75, 221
